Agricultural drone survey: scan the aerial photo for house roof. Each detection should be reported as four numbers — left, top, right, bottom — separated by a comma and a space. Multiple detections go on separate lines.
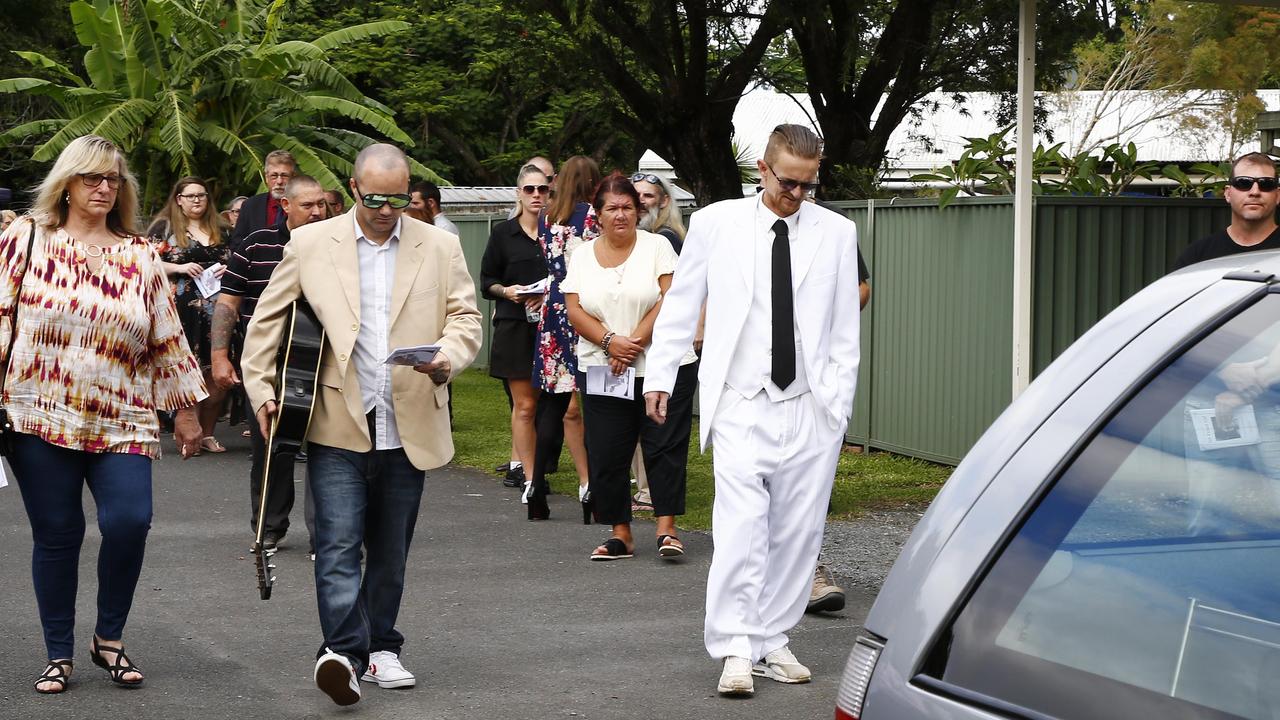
639, 88, 1280, 180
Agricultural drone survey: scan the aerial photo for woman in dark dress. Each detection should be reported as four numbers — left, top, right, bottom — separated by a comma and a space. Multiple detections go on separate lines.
480, 164, 551, 506
525, 156, 601, 521
147, 176, 231, 454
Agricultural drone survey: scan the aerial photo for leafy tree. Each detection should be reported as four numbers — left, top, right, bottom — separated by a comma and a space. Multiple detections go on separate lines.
0, 0, 436, 211
519, 0, 789, 203
287, 0, 641, 187
776, 0, 1120, 198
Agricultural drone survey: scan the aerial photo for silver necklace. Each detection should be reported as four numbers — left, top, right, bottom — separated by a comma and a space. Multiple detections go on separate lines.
82, 243, 104, 258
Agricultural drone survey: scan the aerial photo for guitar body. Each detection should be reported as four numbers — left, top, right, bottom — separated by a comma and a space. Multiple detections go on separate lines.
272, 301, 325, 454
253, 300, 326, 600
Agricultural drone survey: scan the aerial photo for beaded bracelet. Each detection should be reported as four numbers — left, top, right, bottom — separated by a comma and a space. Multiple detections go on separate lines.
601, 331, 616, 357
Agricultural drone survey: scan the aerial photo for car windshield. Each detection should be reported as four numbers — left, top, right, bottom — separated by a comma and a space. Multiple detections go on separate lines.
933, 292, 1280, 719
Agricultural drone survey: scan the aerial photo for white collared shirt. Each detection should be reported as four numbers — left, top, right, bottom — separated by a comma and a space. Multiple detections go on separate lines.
352, 213, 402, 449
725, 196, 809, 401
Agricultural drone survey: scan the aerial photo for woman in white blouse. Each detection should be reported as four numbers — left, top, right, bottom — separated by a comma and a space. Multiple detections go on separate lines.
563, 174, 698, 561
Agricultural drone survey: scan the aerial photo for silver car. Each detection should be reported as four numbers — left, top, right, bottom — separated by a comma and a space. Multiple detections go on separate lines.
837, 253, 1280, 720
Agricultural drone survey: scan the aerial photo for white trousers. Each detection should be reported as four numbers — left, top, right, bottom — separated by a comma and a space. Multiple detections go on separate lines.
704, 387, 845, 662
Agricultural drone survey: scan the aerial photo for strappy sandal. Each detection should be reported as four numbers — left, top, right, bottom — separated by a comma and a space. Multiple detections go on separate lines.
89, 637, 143, 687
656, 534, 685, 559
200, 436, 227, 453
34, 659, 72, 694
589, 537, 634, 561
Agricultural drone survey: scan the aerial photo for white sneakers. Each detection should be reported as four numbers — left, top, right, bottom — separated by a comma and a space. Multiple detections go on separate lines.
718, 656, 755, 696
362, 650, 416, 689
718, 646, 812, 696
314, 649, 360, 706
752, 646, 812, 684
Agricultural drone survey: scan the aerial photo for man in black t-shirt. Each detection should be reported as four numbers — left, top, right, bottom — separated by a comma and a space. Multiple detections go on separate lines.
1174, 152, 1280, 270
211, 175, 330, 557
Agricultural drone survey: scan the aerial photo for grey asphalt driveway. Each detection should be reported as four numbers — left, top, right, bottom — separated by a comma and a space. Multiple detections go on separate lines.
0, 431, 873, 719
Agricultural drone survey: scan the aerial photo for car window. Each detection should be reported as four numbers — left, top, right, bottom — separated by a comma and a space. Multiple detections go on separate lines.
932, 292, 1280, 720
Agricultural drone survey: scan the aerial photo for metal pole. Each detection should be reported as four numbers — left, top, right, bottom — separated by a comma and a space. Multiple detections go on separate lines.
1012, 0, 1036, 397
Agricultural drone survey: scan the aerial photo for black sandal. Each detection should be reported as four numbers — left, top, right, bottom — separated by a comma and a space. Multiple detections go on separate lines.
656, 534, 685, 558
90, 637, 143, 687
589, 537, 634, 561
34, 659, 72, 694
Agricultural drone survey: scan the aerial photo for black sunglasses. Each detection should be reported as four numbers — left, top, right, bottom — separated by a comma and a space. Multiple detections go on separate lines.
355, 182, 411, 209
630, 173, 662, 185
1230, 175, 1280, 192
766, 163, 820, 194
520, 184, 550, 195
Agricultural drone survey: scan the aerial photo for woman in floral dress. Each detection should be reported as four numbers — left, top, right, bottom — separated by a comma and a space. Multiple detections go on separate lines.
147, 176, 231, 454
526, 156, 601, 521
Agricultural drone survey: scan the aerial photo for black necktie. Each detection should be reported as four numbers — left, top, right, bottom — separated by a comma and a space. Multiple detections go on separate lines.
771, 219, 795, 389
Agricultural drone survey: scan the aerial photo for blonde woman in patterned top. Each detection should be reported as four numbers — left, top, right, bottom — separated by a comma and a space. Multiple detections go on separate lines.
0, 135, 207, 694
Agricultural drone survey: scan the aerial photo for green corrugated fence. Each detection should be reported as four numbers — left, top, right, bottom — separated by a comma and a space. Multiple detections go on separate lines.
453, 196, 1231, 465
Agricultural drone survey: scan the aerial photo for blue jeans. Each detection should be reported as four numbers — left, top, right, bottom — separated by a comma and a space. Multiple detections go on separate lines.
307, 442, 425, 675
11, 433, 153, 660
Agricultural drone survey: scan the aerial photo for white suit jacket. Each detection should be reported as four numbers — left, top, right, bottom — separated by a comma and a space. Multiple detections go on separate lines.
645, 196, 861, 450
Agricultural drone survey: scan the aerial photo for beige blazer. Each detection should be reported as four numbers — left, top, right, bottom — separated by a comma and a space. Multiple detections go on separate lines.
242, 211, 482, 470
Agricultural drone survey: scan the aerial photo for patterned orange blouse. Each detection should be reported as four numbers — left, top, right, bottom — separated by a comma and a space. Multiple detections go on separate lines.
0, 217, 208, 458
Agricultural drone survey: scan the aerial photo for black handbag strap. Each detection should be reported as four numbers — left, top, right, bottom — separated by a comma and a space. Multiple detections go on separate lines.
1, 219, 37, 391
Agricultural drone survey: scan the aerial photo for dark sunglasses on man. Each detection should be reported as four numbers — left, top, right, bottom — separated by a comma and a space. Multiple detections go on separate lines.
630, 172, 663, 185
355, 182, 411, 209
1230, 175, 1280, 192
766, 163, 820, 194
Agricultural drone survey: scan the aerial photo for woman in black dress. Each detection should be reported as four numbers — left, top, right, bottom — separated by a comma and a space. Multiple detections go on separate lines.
147, 176, 231, 454
480, 164, 552, 510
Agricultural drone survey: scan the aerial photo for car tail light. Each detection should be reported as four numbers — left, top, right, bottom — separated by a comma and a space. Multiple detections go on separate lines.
834, 635, 884, 720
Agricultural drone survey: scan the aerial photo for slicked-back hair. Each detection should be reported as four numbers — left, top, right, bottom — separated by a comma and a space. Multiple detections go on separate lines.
515, 164, 549, 216
32, 134, 140, 236
1232, 152, 1277, 177
548, 155, 601, 225
763, 124, 823, 165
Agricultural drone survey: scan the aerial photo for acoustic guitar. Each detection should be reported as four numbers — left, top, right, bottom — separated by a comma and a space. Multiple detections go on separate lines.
252, 300, 326, 600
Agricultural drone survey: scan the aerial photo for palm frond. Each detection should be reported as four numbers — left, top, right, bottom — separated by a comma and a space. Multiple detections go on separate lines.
33, 106, 114, 161
310, 21, 412, 52
267, 132, 347, 193
0, 118, 68, 145
89, 98, 158, 146
304, 95, 412, 146
11, 52, 85, 87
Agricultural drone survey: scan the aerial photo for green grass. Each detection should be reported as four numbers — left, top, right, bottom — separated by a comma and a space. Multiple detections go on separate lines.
450, 368, 952, 530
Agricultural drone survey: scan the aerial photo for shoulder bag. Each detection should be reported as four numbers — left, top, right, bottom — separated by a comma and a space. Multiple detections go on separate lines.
0, 219, 38, 455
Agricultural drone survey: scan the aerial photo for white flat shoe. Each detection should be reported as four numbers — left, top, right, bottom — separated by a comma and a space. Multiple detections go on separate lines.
361, 650, 415, 689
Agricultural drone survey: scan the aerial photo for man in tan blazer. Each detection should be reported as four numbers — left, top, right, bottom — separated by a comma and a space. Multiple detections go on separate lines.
241, 144, 482, 706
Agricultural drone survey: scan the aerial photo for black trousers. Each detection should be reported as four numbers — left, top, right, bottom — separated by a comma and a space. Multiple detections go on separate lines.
579, 362, 698, 525
246, 387, 315, 545
530, 390, 573, 492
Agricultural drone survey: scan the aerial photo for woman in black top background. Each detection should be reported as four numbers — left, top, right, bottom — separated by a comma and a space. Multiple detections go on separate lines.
480, 164, 552, 510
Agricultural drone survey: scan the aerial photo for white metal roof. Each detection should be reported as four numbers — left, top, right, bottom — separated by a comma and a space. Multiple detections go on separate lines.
639, 88, 1280, 179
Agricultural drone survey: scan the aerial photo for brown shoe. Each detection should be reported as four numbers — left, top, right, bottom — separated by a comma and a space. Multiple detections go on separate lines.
806, 564, 845, 613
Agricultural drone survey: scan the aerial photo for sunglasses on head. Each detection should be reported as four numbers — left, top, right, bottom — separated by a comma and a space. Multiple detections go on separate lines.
1230, 175, 1280, 192
630, 173, 662, 185
355, 183, 411, 209
520, 184, 550, 195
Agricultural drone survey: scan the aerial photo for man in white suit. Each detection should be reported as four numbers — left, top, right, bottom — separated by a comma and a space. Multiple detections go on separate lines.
644, 124, 861, 697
